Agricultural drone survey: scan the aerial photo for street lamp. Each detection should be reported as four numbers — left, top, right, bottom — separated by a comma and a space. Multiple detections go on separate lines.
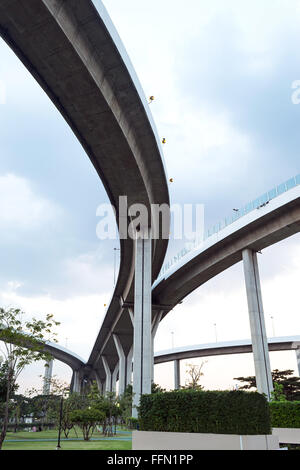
270, 316, 276, 337
213, 323, 218, 343
171, 331, 174, 349
56, 396, 63, 450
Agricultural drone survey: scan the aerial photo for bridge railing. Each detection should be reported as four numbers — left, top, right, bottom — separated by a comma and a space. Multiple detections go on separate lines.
157, 174, 300, 280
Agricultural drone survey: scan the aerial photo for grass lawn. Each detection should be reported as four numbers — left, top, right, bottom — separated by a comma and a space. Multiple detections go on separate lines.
2, 427, 132, 450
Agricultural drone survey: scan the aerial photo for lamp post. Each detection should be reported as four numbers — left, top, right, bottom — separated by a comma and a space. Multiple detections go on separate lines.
213, 323, 218, 343
56, 396, 63, 450
171, 331, 174, 349
270, 316, 276, 337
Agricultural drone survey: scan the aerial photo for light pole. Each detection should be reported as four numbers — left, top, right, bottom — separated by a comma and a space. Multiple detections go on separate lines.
213, 323, 218, 343
270, 316, 276, 337
171, 331, 174, 349
56, 396, 63, 450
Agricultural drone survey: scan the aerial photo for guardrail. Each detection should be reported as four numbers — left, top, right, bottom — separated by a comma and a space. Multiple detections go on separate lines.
158, 174, 300, 280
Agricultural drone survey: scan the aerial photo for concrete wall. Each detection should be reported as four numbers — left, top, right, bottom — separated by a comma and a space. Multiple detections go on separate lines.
272, 428, 300, 445
132, 431, 279, 450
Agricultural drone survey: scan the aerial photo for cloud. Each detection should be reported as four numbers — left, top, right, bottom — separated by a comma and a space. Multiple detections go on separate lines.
0, 0, 299, 392
0, 285, 109, 361
0, 173, 61, 232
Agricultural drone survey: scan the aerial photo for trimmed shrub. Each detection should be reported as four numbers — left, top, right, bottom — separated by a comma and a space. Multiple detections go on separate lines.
270, 401, 300, 428
139, 390, 271, 435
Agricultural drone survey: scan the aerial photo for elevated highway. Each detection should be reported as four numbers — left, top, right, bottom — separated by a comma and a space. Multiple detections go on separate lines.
153, 183, 300, 316
1, 0, 299, 404
0, 0, 170, 390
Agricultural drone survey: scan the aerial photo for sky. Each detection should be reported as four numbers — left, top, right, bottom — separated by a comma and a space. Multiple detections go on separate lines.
0, 0, 300, 393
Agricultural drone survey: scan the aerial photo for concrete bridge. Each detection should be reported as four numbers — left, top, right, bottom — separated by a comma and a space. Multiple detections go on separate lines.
0, 0, 170, 415
35, 334, 300, 394
154, 336, 300, 389
0, 0, 299, 415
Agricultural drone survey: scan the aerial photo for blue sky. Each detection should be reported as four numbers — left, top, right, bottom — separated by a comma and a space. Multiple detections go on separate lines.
0, 0, 299, 392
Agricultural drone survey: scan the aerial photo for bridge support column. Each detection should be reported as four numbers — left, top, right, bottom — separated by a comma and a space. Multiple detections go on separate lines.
113, 335, 126, 395
151, 311, 163, 383
132, 230, 152, 418
242, 249, 273, 400
112, 363, 119, 394
102, 356, 112, 394
296, 349, 300, 376
72, 370, 81, 394
43, 358, 53, 395
174, 359, 181, 390
126, 346, 133, 388
94, 371, 104, 395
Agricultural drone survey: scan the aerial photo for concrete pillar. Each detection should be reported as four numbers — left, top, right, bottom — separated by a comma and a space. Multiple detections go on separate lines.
72, 370, 81, 394
94, 371, 104, 394
43, 359, 53, 395
174, 359, 181, 390
151, 311, 163, 383
113, 334, 126, 396
112, 363, 119, 394
242, 249, 273, 400
126, 345, 133, 389
132, 230, 152, 418
296, 349, 300, 376
102, 356, 112, 394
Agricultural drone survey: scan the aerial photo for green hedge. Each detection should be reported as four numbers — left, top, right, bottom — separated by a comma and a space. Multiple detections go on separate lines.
139, 390, 271, 435
270, 401, 300, 428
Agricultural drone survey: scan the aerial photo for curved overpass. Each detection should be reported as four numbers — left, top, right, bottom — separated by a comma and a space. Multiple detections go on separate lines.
42, 341, 85, 372
0, 0, 170, 383
154, 336, 300, 389
152, 183, 300, 319
154, 336, 300, 364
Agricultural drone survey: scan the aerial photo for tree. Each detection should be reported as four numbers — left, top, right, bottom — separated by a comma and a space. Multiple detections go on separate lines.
234, 369, 300, 401
151, 383, 166, 394
87, 383, 122, 436
118, 384, 133, 425
270, 383, 287, 402
0, 361, 18, 403
0, 307, 60, 449
48, 392, 89, 439
9, 394, 32, 433
182, 362, 207, 390
26, 375, 70, 429
69, 408, 105, 441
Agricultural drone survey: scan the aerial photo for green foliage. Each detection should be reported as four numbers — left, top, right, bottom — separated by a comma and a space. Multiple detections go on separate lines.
151, 383, 166, 394
87, 383, 122, 436
126, 417, 139, 430
271, 383, 287, 402
234, 369, 300, 401
69, 408, 105, 441
0, 362, 18, 402
139, 389, 271, 435
270, 401, 300, 428
118, 385, 133, 423
0, 307, 60, 448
